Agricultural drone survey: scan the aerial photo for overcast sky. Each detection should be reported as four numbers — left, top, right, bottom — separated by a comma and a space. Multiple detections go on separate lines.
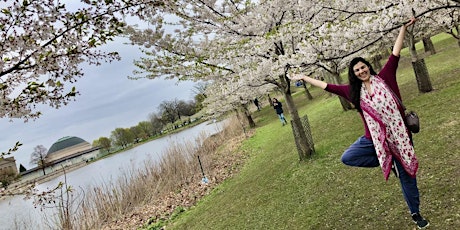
0, 36, 197, 169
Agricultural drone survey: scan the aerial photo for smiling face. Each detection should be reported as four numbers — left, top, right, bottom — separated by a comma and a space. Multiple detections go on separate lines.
353, 61, 371, 82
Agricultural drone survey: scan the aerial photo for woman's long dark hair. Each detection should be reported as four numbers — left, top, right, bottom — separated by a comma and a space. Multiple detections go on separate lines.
348, 57, 377, 112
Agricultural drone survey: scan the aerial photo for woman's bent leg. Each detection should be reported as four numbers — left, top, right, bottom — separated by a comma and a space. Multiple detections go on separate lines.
341, 136, 380, 167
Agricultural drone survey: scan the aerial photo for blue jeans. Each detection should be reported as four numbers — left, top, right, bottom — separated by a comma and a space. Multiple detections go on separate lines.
341, 136, 421, 214
277, 113, 287, 125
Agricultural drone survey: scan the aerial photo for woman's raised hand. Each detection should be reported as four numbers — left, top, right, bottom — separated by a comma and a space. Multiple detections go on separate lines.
393, 17, 417, 56
404, 17, 417, 28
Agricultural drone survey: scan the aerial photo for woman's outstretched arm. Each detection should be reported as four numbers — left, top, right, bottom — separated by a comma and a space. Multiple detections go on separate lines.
289, 74, 327, 89
392, 17, 417, 57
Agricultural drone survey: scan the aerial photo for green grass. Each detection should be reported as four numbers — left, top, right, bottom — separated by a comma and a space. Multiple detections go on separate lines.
164, 34, 460, 229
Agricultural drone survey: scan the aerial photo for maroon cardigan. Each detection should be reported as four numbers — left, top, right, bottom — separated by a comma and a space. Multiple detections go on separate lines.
325, 54, 405, 140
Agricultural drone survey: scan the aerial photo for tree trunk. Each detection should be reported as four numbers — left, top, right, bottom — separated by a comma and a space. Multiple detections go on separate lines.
39, 158, 47, 175
301, 80, 313, 100
321, 72, 333, 97
234, 109, 247, 137
40, 160, 46, 175
279, 74, 314, 161
290, 115, 315, 159
412, 59, 433, 93
408, 33, 433, 93
448, 24, 460, 47
422, 36, 436, 55
372, 54, 383, 72
284, 92, 314, 160
332, 72, 353, 111
242, 104, 256, 128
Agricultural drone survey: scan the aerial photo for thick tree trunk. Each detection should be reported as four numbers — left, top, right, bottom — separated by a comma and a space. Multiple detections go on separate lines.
284, 92, 314, 160
301, 80, 313, 100
243, 105, 256, 128
408, 33, 433, 93
412, 59, 433, 93
234, 109, 247, 137
321, 72, 334, 97
278, 74, 314, 160
422, 36, 436, 55
290, 115, 315, 158
332, 72, 353, 111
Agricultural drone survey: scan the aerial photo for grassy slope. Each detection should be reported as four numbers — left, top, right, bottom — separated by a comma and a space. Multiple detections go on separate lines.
166, 33, 460, 229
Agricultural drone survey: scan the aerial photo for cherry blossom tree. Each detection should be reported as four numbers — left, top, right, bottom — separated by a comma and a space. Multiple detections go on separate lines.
302, 1, 459, 94
203, 75, 275, 130
1, 0, 163, 121
0, 0, 162, 155
421, 1, 460, 47
126, 0, 324, 160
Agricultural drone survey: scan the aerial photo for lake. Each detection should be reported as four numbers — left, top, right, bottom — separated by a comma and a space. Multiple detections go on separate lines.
0, 121, 223, 230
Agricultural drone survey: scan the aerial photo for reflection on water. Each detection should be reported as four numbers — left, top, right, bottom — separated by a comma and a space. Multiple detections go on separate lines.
0, 121, 223, 230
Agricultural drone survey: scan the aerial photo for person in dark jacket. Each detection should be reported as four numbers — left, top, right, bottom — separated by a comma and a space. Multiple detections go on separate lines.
272, 98, 287, 126
289, 18, 428, 229
254, 98, 261, 111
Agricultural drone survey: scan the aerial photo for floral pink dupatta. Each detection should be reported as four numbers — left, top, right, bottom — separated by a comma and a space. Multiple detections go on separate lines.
360, 76, 418, 180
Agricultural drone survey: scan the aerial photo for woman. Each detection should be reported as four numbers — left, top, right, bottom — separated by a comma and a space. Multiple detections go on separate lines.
290, 18, 429, 229
272, 98, 287, 126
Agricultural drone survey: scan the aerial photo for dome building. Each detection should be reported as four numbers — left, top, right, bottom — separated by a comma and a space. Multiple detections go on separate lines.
20, 136, 100, 182
45, 136, 93, 163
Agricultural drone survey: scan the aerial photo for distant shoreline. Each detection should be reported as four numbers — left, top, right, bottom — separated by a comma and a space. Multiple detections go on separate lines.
1, 161, 88, 200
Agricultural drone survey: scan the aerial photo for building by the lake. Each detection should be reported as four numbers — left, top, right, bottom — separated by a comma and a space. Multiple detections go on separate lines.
19, 136, 101, 181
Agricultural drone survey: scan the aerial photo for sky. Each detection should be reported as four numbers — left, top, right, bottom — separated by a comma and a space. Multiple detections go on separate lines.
0, 36, 197, 169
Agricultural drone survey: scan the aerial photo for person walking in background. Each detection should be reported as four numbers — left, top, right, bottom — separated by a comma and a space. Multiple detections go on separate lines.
289, 18, 429, 229
254, 98, 261, 111
272, 98, 287, 126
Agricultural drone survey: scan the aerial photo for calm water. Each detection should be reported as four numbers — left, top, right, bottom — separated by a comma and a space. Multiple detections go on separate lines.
0, 121, 223, 229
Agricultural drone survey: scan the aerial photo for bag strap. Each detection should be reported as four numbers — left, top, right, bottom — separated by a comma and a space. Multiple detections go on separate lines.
376, 76, 406, 111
